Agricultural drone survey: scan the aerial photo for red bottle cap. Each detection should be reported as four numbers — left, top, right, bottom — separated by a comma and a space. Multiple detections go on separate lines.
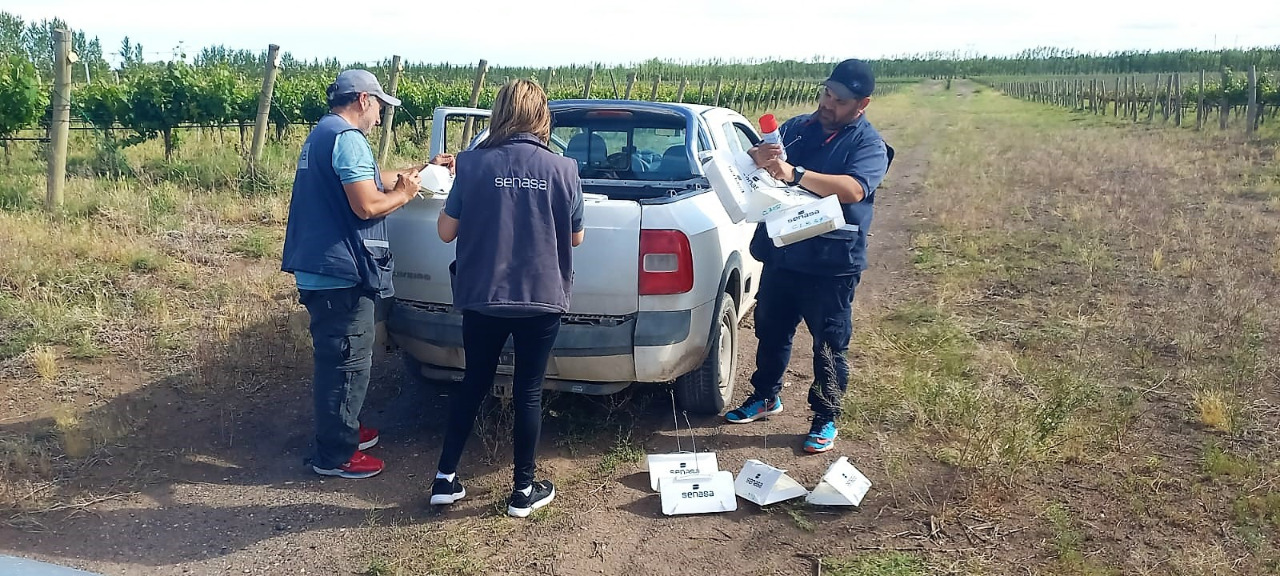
759, 114, 778, 133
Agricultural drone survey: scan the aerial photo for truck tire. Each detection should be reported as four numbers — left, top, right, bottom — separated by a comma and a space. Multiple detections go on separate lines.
675, 295, 737, 415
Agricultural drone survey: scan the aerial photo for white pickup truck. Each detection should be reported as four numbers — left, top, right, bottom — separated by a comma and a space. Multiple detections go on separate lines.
384, 100, 774, 414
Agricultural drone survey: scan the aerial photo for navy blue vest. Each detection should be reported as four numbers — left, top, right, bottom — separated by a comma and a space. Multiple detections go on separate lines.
281, 114, 394, 298
749, 114, 889, 276
450, 134, 579, 315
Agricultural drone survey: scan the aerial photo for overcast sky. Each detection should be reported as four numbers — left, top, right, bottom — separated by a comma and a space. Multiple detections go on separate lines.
6, 0, 1278, 67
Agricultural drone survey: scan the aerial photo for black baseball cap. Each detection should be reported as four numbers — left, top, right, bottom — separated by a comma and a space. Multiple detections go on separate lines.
824, 59, 875, 100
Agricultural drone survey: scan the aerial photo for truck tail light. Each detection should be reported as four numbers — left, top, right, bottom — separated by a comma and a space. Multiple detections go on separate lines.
639, 230, 693, 295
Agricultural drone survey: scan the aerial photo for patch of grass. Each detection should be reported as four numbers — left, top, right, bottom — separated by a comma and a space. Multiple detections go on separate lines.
1233, 492, 1280, 535
148, 187, 178, 222
1202, 444, 1252, 480
30, 345, 58, 382
846, 301, 1104, 479
362, 556, 393, 576
128, 249, 167, 273
1046, 502, 1085, 564
360, 529, 484, 576
787, 506, 815, 532
231, 228, 274, 259
0, 179, 38, 212
1192, 389, 1234, 432
823, 552, 927, 576
596, 433, 643, 476
52, 406, 136, 461
143, 151, 241, 192
1165, 543, 1235, 576
528, 505, 558, 523
1045, 502, 1119, 575
412, 531, 482, 575
0, 432, 53, 478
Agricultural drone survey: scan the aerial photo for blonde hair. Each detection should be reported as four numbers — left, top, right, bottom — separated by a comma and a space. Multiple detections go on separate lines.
481, 79, 551, 148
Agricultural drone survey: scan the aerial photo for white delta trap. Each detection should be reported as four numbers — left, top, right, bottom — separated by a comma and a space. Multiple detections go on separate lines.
805, 456, 873, 507
416, 163, 453, 198
701, 149, 846, 247
645, 394, 736, 515
733, 459, 808, 506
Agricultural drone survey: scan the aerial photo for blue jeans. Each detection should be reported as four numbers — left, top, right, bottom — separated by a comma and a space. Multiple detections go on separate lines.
747, 266, 861, 421
299, 287, 377, 469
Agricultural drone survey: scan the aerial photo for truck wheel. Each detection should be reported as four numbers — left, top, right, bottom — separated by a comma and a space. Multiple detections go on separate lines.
675, 295, 737, 415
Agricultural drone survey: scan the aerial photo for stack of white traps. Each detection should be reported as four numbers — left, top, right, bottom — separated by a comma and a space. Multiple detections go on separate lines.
702, 149, 846, 247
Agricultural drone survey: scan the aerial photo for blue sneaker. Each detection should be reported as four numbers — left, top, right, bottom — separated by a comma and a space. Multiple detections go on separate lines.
725, 396, 783, 424
804, 419, 838, 453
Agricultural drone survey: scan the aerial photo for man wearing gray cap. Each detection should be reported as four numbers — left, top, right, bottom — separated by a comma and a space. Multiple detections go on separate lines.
282, 69, 449, 478
726, 59, 893, 455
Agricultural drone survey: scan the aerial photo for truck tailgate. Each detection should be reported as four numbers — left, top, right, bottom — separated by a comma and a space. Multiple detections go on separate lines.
386, 193, 641, 316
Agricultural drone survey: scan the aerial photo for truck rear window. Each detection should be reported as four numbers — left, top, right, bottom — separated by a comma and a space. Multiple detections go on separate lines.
550, 109, 694, 182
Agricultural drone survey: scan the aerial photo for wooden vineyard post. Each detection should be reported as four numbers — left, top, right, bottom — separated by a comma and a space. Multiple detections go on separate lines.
1148, 74, 1158, 122
461, 59, 488, 147
249, 44, 282, 171
376, 55, 402, 166
1174, 73, 1182, 127
1162, 73, 1172, 122
1197, 70, 1206, 130
45, 29, 72, 211
1219, 70, 1230, 130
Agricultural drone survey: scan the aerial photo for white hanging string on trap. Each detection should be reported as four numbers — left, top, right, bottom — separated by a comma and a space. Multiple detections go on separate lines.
645, 391, 720, 492
655, 393, 736, 515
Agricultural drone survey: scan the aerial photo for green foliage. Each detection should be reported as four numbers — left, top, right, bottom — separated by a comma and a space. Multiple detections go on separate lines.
188, 64, 242, 126
0, 54, 44, 139
76, 80, 130, 132
121, 62, 199, 160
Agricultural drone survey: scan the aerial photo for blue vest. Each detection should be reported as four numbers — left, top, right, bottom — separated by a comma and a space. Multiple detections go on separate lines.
450, 134, 580, 315
749, 114, 889, 276
281, 114, 394, 298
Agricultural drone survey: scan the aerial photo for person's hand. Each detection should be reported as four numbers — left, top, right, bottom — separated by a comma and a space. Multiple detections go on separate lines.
395, 168, 422, 198
760, 157, 795, 184
429, 153, 456, 175
748, 143, 784, 167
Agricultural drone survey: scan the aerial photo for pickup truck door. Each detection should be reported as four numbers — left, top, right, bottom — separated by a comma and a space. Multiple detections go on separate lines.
386, 107, 643, 316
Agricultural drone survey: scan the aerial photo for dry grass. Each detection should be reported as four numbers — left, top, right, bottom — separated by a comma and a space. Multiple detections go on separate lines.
1192, 389, 1234, 432
30, 346, 58, 382
847, 81, 1280, 573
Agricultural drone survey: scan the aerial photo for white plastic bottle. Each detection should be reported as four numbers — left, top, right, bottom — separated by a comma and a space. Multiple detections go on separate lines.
758, 113, 787, 162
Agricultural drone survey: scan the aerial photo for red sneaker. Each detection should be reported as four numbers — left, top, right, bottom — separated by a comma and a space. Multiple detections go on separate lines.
313, 451, 384, 479
358, 425, 379, 450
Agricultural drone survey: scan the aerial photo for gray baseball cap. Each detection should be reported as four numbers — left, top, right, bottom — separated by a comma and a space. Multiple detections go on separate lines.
327, 69, 402, 107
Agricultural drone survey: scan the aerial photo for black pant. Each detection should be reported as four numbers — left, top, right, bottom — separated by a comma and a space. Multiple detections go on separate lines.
299, 287, 377, 469
436, 311, 561, 489
747, 266, 861, 421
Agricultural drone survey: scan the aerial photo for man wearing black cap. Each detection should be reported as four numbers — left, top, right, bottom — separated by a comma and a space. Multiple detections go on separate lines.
725, 59, 892, 454
282, 69, 451, 478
